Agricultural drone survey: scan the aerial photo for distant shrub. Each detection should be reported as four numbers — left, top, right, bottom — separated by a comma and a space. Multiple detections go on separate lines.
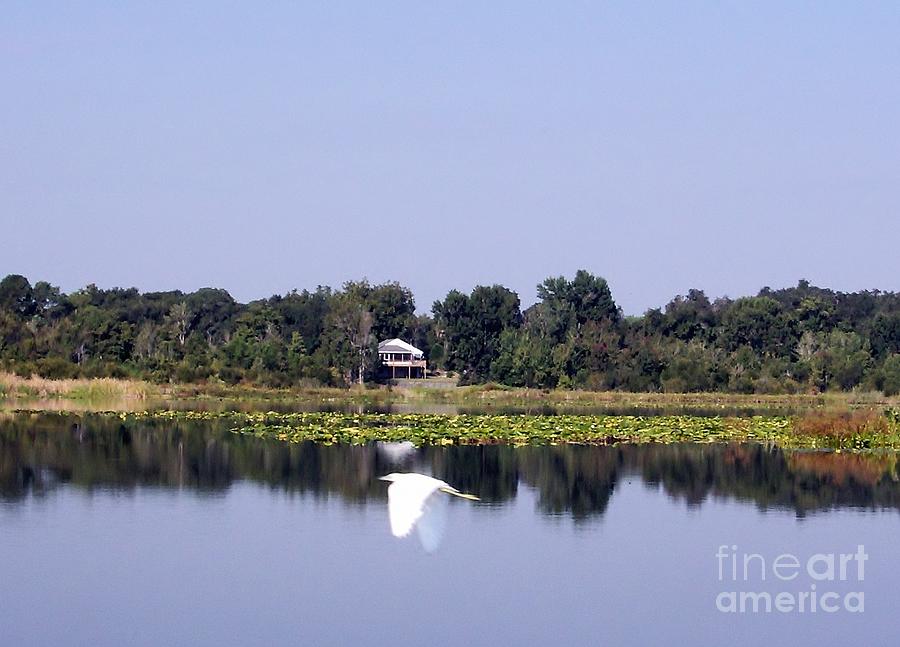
34, 357, 79, 379
174, 362, 197, 383
582, 371, 609, 392
661, 376, 687, 393
217, 366, 243, 385
477, 382, 514, 392
12, 361, 37, 378
753, 375, 801, 395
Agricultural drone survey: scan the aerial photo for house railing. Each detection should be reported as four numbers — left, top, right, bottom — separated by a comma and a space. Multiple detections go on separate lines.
380, 358, 426, 368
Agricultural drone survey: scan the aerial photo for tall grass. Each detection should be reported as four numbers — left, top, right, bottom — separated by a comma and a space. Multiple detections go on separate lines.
0, 372, 153, 402
794, 408, 893, 440
403, 385, 899, 409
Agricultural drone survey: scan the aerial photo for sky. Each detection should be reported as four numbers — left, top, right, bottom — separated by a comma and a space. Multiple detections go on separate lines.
2, 2, 899, 315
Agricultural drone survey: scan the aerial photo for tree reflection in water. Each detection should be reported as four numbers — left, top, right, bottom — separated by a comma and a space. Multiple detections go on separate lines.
2, 413, 899, 518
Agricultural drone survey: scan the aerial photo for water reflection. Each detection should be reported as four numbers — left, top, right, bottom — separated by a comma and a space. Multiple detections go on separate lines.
376, 440, 418, 464
2, 413, 899, 518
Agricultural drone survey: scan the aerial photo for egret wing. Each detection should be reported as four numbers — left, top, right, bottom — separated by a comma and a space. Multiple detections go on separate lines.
415, 491, 448, 553
387, 479, 438, 538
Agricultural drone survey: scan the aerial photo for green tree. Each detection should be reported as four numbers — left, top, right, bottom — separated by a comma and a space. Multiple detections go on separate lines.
536, 269, 619, 342
0, 275, 36, 318
271, 287, 331, 353
720, 297, 797, 358
879, 354, 900, 396
434, 285, 521, 382
662, 289, 716, 341
167, 302, 190, 347
366, 282, 416, 341
491, 328, 558, 388
870, 313, 900, 359
809, 330, 872, 391
328, 288, 375, 385
660, 340, 725, 392
186, 288, 239, 346
221, 304, 283, 376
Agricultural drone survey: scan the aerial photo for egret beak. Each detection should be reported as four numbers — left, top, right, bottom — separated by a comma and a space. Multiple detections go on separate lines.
439, 487, 481, 501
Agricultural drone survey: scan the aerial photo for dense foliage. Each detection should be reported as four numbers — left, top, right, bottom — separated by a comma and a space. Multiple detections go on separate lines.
1, 272, 899, 394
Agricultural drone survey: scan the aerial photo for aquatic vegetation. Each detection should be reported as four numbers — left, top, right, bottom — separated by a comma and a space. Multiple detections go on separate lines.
103, 409, 900, 451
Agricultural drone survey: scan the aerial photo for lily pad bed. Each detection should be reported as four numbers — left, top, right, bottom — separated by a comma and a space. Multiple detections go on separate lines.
101, 410, 900, 450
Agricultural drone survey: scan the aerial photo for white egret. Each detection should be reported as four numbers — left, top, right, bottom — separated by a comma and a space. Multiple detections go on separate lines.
379, 473, 479, 553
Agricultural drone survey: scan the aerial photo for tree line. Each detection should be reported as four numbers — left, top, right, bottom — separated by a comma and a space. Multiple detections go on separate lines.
1, 271, 899, 394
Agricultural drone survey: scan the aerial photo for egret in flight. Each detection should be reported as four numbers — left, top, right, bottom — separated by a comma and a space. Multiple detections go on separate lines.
379, 473, 480, 552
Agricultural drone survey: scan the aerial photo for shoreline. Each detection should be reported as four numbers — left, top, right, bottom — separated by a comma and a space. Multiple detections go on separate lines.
2, 372, 899, 414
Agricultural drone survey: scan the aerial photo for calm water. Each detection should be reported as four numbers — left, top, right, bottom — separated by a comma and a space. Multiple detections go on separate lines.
1, 414, 898, 646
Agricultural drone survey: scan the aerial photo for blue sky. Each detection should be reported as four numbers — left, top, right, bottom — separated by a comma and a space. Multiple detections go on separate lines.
2, 2, 898, 314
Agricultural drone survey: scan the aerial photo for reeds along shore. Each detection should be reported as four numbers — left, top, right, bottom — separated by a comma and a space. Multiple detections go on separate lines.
0, 372, 152, 402
1, 372, 899, 419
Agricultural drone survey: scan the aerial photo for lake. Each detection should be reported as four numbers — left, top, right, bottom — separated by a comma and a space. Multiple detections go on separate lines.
1, 414, 898, 646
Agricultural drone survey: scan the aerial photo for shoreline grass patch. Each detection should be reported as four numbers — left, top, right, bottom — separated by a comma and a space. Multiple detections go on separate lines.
4, 372, 900, 417
0, 373, 153, 402
794, 408, 892, 440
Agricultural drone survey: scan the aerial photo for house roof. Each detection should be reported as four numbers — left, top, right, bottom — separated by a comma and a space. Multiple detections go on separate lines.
378, 338, 424, 356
